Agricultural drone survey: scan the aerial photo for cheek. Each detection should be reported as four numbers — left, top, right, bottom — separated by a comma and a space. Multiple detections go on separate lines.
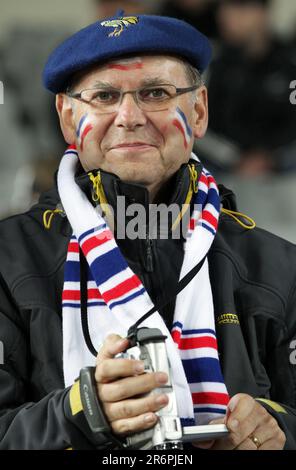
171, 107, 193, 149
75, 113, 94, 151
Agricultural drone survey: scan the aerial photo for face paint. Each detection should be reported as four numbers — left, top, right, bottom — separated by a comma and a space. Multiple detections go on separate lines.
107, 57, 143, 71
76, 114, 93, 151
172, 107, 193, 149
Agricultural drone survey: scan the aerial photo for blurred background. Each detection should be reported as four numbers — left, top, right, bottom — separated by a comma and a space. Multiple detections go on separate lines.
0, 0, 296, 241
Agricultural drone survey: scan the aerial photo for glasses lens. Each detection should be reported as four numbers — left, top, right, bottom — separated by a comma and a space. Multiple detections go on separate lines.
79, 85, 177, 113
137, 85, 176, 111
81, 88, 121, 112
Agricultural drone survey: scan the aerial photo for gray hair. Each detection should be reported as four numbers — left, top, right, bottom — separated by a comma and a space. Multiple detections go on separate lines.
183, 61, 204, 87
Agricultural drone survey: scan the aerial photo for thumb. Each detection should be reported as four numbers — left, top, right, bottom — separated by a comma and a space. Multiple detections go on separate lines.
96, 334, 130, 362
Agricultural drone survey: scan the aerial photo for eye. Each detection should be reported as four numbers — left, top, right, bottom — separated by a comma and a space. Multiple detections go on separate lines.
90, 89, 120, 103
139, 87, 171, 101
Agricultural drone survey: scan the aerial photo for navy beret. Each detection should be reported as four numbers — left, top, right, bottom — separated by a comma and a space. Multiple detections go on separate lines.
43, 13, 212, 93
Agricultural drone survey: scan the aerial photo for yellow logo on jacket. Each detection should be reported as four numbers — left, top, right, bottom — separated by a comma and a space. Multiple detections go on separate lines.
100, 17, 139, 37
217, 313, 239, 325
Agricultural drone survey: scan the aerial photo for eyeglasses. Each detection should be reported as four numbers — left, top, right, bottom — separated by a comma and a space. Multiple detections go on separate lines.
66, 84, 199, 114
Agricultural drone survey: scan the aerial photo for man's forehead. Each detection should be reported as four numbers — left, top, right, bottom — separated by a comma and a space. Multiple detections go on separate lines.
77, 54, 188, 84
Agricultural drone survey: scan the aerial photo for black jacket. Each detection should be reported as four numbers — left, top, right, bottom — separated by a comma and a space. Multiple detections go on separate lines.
0, 163, 296, 449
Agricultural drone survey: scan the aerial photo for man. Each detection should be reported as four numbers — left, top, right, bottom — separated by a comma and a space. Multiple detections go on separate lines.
0, 13, 295, 450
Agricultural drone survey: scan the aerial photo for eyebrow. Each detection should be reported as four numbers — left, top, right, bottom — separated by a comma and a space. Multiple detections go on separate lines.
91, 77, 173, 89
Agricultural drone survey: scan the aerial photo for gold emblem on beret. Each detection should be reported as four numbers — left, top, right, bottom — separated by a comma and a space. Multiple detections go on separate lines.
100, 17, 139, 37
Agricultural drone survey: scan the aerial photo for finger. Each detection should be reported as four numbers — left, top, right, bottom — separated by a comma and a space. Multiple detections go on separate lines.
104, 393, 169, 422
209, 417, 226, 425
226, 394, 259, 442
99, 371, 168, 402
96, 334, 130, 362
111, 412, 158, 436
249, 419, 286, 450
192, 417, 225, 449
234, 437, 257, 450
192, 440, 215, 449
95, 358, 145, 383
259, 435, 286, 450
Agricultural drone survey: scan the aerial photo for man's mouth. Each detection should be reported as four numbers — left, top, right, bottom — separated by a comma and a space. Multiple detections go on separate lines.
111, 142, 156, 150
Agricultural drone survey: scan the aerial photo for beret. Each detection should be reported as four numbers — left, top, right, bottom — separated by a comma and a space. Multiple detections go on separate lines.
43, 13, 212, 93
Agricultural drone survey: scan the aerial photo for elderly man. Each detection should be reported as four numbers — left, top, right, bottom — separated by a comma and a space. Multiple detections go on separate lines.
0, 13, 295, 451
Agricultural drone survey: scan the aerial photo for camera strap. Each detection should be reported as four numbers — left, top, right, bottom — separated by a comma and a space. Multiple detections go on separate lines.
79, 248, 206, 356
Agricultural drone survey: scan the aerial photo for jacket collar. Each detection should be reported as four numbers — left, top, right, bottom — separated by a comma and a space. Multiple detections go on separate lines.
73, 158, 203, 217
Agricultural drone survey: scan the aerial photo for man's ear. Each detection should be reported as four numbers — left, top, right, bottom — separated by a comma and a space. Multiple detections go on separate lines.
55, 94, 77, 144
192, 86, 208, 140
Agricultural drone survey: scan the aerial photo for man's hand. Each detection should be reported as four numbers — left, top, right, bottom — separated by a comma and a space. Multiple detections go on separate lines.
194, 393, 286, 450
95, 334, 169, 437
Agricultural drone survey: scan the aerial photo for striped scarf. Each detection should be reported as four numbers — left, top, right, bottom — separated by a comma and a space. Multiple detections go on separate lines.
58, 145, 229, 425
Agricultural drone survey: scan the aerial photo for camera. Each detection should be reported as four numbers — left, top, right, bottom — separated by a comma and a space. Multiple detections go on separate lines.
118, 327, 229, 450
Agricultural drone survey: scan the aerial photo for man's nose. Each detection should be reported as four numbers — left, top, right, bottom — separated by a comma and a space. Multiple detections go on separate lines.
113, 92, 147, 129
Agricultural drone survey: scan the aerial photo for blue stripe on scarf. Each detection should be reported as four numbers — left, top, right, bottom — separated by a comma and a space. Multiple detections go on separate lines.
194, 407, 226, 415
181, 418, 196, 427
64, 261, 93, 282
109, 287, 146, 310
62, 301, 106, 308
182, 357, 225, 383
172, 322, 216, 337
182, 328, 216, 336
90, 247, 127, 284
200, 222, 216, 236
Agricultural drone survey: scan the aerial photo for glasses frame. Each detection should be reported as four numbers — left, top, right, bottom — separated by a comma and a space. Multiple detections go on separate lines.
66, 83, 200, 113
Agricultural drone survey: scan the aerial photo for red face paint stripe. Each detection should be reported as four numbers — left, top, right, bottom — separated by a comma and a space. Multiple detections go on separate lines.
80, 124, 93, 152
173, 119, 188, 149
107, 63, 143, 70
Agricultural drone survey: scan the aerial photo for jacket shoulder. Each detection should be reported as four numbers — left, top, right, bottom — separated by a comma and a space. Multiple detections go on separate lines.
0, 191, 69, 290
214, 214, 296, 309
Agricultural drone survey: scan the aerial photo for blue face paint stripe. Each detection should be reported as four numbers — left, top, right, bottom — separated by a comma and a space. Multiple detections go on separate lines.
176, 107, 193, 138
76, 114, 88, 137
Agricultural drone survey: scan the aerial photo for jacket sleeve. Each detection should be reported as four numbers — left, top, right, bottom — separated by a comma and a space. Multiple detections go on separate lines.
0, 281, 107, 450
256, 280, 296, 450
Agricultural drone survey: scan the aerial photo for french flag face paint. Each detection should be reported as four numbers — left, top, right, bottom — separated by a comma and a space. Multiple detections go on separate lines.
172, 107, 193, 149
107, 57, 143, 71
76, 114, 93, 151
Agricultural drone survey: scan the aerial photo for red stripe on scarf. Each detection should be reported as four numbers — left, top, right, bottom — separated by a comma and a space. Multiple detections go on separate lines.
81, 230, 113, 255
192, 392, 229, 406
68, 242, 79, 253
178, 336, 217, 350
62, 288, 103, 301
171, 329, 181, 344
202, 210, 218, 230
103, 274, 142, 303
